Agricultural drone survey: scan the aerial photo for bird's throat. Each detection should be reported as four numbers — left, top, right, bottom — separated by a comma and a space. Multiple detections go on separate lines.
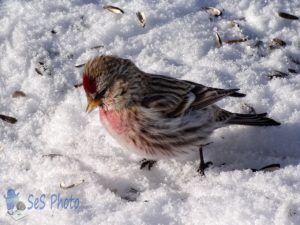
99, 108, 130, 134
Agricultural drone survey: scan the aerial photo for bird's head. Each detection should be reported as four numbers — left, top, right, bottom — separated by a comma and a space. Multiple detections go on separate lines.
82, 55, 135, 112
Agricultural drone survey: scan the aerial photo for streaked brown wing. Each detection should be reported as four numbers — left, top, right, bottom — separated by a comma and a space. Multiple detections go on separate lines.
189, 85, 242, 111
182, 80, 246, 98
140, 74, 192, 116
141, 74, 244, 117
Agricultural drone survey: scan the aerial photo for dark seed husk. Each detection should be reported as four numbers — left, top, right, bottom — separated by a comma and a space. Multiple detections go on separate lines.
103, 5, 124, 14
252, 163, 280, 172
0, 114, 17, 124
42, 153, 63, 159
60, 179, 85, 190
74, 83, 83, 88
288, 68, 298, 74
224, 38, 247, 44
278, 12, 299, 20
90, 45, 104, 50
237, 17, 246, 21
35, 68, 43, 75
75, 63, 85, 68
267, 70, 289, 79
136, 11, 146, 28
12, 91, 26, 98
269, 38, 286, 49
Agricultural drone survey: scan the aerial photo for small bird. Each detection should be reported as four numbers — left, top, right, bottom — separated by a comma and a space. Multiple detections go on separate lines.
82, 55, 280, 175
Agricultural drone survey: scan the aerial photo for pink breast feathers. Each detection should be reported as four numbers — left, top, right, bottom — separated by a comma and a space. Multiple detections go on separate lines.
99, 108, 131, 134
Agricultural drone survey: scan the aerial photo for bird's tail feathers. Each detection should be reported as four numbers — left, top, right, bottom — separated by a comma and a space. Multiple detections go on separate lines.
226, 112, 281, 126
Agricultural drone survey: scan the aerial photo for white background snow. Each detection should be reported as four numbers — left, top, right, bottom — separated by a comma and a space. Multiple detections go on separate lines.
0, 0, 300, 224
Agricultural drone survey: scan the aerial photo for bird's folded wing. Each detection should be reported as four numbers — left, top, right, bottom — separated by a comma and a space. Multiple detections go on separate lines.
141, 75, 244, 117
141, 92, 195, 117
182, 80, 246, 98
189, 86, 243, 110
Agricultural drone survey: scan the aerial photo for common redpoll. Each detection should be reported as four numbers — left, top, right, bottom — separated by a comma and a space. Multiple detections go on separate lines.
83, 55, 280, 174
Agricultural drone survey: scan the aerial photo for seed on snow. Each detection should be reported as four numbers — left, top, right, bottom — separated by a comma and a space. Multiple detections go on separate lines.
0, 114, 17, 124
214, 32, 222, 48
267, 70, 289, 79
204, 7, 223, 17
268, 38, 286, 49
103, 5, 124, 14
60, 179, 85, 190
12, 91, 26, 98
42, 153, 63, 159
90, 45, 104, 50
224, 38, 247, 44
278, 11, 298, 20
288, 68, 298, 74
136, 11, 146, 27
35, 68, 43, 75
228, 21, 240, 28
75, 63, 85, 68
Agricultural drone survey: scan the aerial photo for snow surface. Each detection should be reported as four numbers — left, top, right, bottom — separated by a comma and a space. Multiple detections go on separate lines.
0, 0, 300, 224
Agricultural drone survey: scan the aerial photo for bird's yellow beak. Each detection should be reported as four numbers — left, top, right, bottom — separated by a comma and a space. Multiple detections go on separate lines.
86, 97, 102, 113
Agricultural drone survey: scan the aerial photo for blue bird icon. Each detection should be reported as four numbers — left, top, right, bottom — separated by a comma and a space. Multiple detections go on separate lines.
4, 189, 19, 214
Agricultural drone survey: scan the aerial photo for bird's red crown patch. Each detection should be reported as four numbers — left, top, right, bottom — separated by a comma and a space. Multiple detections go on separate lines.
83, 73, 97, 94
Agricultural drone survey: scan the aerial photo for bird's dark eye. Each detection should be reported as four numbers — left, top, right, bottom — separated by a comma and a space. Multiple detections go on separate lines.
94, 89, 107, 100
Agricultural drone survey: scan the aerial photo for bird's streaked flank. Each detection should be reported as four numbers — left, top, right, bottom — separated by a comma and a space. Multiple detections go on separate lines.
82, 55, 280, 175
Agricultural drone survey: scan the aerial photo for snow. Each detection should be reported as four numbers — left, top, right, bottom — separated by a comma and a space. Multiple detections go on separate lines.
0, 0, 300, 224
